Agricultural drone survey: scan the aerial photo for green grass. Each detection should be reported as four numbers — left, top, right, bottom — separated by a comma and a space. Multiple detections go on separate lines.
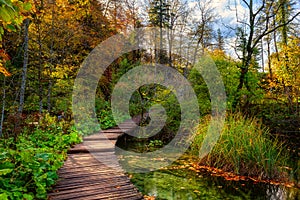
191, 113, 290, 180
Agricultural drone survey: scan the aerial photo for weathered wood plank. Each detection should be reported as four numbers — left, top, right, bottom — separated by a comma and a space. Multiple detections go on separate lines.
49, 183, 139, 199
48, 120, 144, 200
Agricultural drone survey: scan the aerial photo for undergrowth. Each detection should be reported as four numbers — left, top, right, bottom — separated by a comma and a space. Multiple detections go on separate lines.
0, 115, 82, 200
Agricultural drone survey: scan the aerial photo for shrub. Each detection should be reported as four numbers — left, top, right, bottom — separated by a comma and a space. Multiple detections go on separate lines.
0, 122, 82, 199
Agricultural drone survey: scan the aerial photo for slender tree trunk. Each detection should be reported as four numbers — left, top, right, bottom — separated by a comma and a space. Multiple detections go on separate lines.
18, 18, 30, 114
266, 36, 273, 79
48, 3, 55, 113
0, 77, 6, 137
178, 27, 183, 66
38, 20, 43, 115
167, 26, 172, 67
232, 67, 247, 110
273, 17, 280, 62
15, 18, 30, 140
261, 37, 264, 73
159, 0, 163, 63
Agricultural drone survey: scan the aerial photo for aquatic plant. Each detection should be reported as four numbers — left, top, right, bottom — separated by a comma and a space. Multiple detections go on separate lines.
191, 113, 291, 180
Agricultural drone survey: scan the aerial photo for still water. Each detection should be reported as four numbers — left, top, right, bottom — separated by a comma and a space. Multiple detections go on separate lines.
116, 138, 299, 200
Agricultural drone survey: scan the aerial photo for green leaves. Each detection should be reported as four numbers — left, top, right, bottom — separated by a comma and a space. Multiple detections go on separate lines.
0, 0, 32, 42
0, 27, 4, 35
0, 193, 8, 200
0, 125, 81, 199
0, 168, 12, 175
0, 0, 15, 9
6, 24, 16, 32
23, 194, 34, 200
23, 2, 32, 11
0, 6, 14, 22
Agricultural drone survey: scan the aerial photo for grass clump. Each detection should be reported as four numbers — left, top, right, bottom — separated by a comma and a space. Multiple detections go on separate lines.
191, 113, 290, 180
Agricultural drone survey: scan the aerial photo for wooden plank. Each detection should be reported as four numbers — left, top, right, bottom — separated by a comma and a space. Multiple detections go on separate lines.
49, 184, 138, 199
70, 190, 143, 200
54, 176, 131, 188
49, 182, 135, 196
68, 147, 115, 154
48, 119, 144, 200
52, 179, 132, 191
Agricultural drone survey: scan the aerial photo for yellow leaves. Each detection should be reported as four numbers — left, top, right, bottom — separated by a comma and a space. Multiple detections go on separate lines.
272, 37, 300, 77
268, 37, 300, 99
210, 49, 226, 58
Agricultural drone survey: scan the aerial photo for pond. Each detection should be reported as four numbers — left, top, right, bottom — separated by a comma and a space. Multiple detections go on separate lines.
116, 136, 299, 200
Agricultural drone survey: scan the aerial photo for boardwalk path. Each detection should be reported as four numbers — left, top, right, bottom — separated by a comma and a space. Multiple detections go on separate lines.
48, 120, 144, 200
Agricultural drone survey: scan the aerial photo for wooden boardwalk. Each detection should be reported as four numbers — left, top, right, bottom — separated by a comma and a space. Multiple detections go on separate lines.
48, 120, 144, 200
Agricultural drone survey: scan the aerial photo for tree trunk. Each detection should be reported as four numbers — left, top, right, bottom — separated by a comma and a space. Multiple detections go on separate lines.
0, 77, 6, 137
48, 2, 55, 113
38, 20, 43, 115
266, 36, 273, 79
167, 26, 173, 67
232, 67, 247, 110
260, 37, 264, 73
18, 18, 30, 114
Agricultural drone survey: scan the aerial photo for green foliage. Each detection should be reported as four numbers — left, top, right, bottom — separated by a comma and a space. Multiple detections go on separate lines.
149, 0, 171, 28
96, 103, 116, 130
147, 139, 163, 148
95, 98, 128, 130
0, 121, 82, 199
0, 0, 31, 41
191, 113, 290, 180
157, 90, 181, 133
189, 51, 240, 113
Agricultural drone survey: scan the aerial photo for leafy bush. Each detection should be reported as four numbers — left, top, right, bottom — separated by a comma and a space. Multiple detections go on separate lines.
96, 98, 128, 130
191, 113, 290, 180
147, 140, 163, 151
0, 123, 82, 199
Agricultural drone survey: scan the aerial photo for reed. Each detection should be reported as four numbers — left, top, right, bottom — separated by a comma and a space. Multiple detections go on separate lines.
191, 113, 289, 180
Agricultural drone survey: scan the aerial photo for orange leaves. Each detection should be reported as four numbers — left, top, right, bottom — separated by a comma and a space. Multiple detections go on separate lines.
0, 64, 11, 76
0, 49, 11, 76
192, 163, 296, 188
193, 165, 246, 181
0, 65, 11, 76
144, 195, 156, 200
0, 49, 10, 62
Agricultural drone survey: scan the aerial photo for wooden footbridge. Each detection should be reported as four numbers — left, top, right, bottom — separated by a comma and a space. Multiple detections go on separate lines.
48, 120, 144, 200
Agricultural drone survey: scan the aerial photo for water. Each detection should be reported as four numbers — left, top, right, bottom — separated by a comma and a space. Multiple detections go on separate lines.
116, 137, 299, 200
129, 163, 299, 200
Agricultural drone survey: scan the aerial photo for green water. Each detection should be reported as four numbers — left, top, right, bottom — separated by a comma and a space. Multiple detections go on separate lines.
129, 164, 299, 200
116, 137, 299, 200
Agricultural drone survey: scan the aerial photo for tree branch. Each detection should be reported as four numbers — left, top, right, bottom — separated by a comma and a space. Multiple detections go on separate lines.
253, 11, 300, 48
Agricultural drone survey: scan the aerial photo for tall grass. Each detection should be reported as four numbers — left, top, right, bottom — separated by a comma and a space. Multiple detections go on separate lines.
191, 113, 289, 180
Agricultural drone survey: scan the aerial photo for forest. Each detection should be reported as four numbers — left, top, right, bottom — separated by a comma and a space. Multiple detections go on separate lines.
0, 0, 299, 199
